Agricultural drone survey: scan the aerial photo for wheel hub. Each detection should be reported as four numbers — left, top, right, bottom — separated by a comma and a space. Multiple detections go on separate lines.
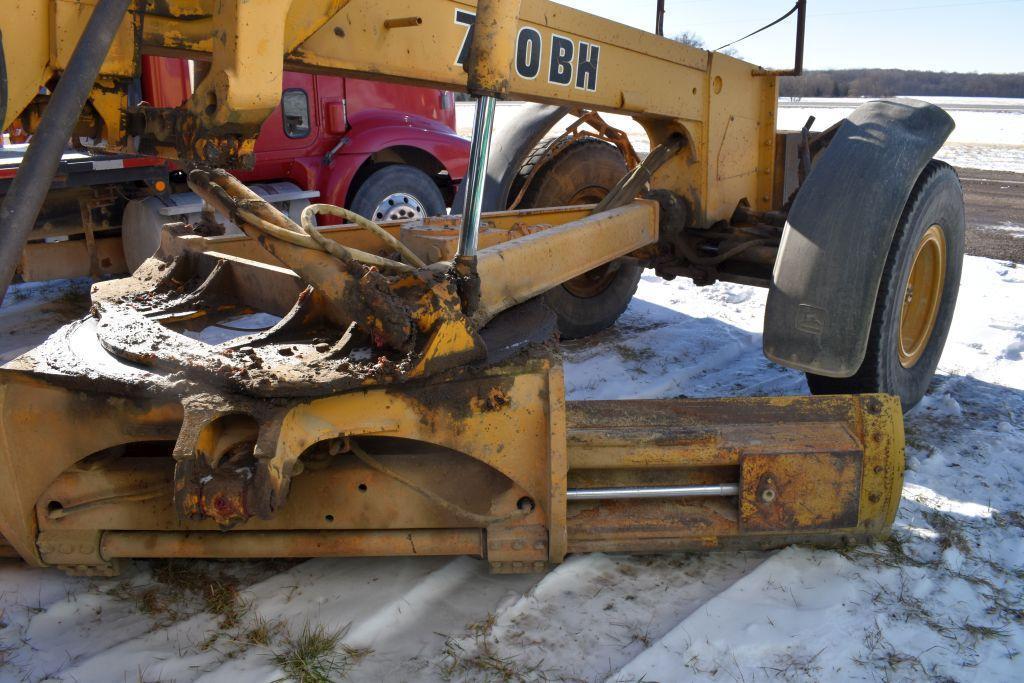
372, 192, 426, 222
561, 185, 621, 298
898, 224, 947, 368
562, 261, 623, 297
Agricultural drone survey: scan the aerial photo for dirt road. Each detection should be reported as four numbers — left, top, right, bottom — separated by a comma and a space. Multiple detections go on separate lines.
956, 166, 1023, 263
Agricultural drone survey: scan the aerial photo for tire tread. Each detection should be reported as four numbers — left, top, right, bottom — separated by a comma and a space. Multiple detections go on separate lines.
806, 159, 965, 408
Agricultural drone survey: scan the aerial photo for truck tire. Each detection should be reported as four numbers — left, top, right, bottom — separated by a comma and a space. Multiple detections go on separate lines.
349, 165, 445, 223
805, 160, 965, 411
517, 138, 641, 339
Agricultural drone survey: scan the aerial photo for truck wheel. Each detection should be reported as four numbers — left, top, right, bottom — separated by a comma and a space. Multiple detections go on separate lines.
349, 165, 446, 223
806, 160, 965, 411
517, 138, 641, 339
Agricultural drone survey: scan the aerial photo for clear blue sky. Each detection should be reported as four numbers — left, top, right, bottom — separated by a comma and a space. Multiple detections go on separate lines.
554, 0, 1024, 73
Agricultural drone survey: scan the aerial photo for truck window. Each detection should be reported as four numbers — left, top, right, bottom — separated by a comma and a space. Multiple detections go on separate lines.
282, 89, 311, 138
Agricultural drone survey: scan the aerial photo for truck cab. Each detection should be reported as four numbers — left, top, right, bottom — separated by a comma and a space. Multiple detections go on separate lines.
236, 71, 467, 223
5, 57, 470, 279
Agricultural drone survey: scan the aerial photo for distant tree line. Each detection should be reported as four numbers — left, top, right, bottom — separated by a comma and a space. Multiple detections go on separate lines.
780, 69, 1024, 98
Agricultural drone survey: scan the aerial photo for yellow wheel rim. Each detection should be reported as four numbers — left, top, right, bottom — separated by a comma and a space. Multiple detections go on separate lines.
898, 224, 947, 368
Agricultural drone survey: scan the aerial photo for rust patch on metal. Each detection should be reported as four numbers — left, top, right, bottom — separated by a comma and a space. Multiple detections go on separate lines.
739, 451, 862, 532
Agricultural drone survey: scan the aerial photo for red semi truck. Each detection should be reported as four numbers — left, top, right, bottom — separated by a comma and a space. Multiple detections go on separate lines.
0, 56, 469, 281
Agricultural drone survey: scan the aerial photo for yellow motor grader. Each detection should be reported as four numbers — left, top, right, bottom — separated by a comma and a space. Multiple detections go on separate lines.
0, 0, 963, 575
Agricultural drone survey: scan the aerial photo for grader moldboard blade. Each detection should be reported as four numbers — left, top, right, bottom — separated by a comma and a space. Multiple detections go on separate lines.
0, 171, 904, 576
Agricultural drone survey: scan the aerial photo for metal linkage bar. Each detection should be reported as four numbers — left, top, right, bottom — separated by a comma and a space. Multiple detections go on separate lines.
456, 95, 497, 259
566, 483, 740, 501
592, 133, 687, 214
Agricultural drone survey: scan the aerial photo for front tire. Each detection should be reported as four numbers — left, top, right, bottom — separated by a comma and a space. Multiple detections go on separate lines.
349, 165, 446, 223
806, 160, 965, 411
516, 138, 641, 339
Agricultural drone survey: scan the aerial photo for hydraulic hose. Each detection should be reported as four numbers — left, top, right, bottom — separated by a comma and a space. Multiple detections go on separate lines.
300, 203, 426, 269
189, 170, 422, 274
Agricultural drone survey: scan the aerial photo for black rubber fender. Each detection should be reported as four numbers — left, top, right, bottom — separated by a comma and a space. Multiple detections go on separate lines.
452, 103, 569, 212
763, 98, 955, 377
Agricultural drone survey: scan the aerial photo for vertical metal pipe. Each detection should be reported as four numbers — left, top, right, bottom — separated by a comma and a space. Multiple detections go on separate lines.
655, 0, 666, 36
793, 0, 807, 76
0, 0, 130, 304
456, 95, 497, 259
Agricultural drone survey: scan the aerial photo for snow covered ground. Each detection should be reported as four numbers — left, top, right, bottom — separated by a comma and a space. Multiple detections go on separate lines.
1, 253, 1022, 682
457, 97, 1024, 172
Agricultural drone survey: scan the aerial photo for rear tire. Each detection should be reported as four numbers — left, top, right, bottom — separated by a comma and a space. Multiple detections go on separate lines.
517, 138, 640, 339
806, 160, 965, 411
349, 165, 445, 222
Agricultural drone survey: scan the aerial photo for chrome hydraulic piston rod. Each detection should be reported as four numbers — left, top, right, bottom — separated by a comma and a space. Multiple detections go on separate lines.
456, 95, 497, 260
566, 484, 741, 501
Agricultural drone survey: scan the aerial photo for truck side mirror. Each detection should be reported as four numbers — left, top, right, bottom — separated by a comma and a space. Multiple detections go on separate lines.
325, 101, 347, 135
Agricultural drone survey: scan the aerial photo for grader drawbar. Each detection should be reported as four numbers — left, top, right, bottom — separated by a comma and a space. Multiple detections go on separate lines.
0, 0, 927, 576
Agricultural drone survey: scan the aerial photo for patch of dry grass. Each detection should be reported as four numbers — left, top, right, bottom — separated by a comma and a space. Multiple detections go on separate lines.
437, 613, 561, 682
105, 559, 290, 661
852, 622, 929, 679
439, 635, 556, 682
202, 580, 244, 630
922, 509, 972, 555
246, 613, 284, 647
760, 646, 826, 680
271, 621, 371, 683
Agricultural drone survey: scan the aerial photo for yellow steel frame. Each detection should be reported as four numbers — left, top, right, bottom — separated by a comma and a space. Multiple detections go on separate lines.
0, 1, 908, 577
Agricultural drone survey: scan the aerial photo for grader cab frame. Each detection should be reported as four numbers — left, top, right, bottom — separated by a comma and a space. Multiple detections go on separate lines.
0, 0, 950, 575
